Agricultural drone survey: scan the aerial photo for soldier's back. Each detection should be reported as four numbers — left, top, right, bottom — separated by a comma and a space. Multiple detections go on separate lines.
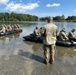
43, 23, 58, 45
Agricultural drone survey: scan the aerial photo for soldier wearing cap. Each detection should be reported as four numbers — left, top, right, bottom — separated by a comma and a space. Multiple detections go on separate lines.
7, 25, 12, 32
33, 26, 41, 37
68, 29, 76, 40
42, 17, 58, 64
0, 25, 6, 33
58, 28, 68, 41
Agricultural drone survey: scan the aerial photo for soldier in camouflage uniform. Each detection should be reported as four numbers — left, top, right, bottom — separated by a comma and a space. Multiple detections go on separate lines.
42, 17, 58, 64
33, 27, 41, 37
0, 25, 6, 33
58, 28, 68, 41
68, 29, 76, 40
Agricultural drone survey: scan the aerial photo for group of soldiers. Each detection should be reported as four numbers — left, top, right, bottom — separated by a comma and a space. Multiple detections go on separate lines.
0, 24, 20, 33
33, 26, 76, 41
33, 23, 76, 65
33, 26, 44, 38
58, 28, 76, 41
33, 17, 76, 65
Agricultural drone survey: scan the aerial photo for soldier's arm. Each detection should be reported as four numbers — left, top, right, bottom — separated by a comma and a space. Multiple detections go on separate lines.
63, 33, 68, 40
41, 27, 46, 37
70, 32, 76, 39
61, 32, 68, 40
56, 28, 59, 37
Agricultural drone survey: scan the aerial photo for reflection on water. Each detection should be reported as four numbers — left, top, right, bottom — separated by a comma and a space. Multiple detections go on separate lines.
23, 41, 42, 53
24, 40, 76, 57
57, 46, 76, 57
0, 33, 20, 45
56, 46, 76, 66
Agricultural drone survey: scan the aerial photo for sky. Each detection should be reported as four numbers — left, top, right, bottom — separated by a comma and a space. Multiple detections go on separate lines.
0, 0, 76, 17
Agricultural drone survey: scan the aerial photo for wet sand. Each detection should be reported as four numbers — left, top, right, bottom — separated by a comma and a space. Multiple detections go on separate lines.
0, 34, 76, 75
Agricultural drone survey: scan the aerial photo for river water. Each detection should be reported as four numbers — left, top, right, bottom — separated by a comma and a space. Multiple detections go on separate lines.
0, 21, 76, 75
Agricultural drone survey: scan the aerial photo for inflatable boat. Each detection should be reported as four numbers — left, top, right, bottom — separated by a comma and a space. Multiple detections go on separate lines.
23, 34, 76, 47
0, 29, 22, 36
69, 38, 76, 41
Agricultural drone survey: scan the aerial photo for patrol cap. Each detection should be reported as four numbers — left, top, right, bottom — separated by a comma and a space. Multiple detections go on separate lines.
71, 28, 75, 32
47, 16, 53, 22
50, 17, 53, 20
62, 28, 66, 32
48, 16, 53, 20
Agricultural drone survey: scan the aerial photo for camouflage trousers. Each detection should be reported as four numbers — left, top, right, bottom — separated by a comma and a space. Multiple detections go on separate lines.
43, 44, 55, 64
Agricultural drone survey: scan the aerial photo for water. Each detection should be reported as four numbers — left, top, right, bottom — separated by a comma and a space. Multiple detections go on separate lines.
0, 21, 76, 75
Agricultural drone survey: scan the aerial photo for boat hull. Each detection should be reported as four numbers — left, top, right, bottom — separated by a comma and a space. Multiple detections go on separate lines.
23, 35, 76, 47
0, 29, 22, 36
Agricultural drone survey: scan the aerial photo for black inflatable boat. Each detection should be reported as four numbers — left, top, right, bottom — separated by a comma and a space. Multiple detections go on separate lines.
23, 34, 76, 47
0, 29, 22, 36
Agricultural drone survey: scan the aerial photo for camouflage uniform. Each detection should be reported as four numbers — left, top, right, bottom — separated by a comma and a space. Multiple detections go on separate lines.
7, 25, 12, 32
34, 28, 41, 37
0, 25, 6, 33
58, 31, 68, 41
43, 23, 58, 64
68, 31, 76, 40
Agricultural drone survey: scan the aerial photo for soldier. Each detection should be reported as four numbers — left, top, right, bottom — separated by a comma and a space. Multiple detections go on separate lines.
68, 29, 76, 40
11, 25, 14, 31
39, 27, 44, 36
14, 24, 19, 31
42, 17, 58, 64
0, 25, 6, 33
33, 26, 41, 37
58, 28, 68, 41
7, 25, 12, 32
3, 24, 7, 32
16, 24, 20, 29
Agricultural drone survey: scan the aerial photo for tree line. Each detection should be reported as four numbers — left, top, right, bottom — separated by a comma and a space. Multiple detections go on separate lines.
0, 12, 76, 22
39, 15, 76, 22
0, 12, 38, 21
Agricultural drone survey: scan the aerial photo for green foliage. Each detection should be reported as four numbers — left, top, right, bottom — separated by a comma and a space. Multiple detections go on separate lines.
0, 12, 76, 22
40, 15, 65, 22
66, 16, 76, 22
0, 12, 38, 21
40, 15, 76, 22
39, 17, 50, 21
